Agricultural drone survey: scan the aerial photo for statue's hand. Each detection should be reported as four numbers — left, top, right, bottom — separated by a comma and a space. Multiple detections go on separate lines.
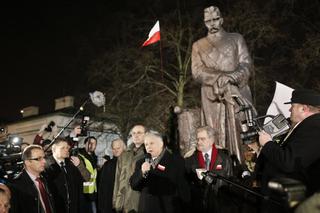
217, 75, 234, 88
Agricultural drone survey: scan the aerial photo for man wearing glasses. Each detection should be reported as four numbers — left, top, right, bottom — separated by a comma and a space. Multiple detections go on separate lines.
9, 145, 55, 213
113, 124, 147, 213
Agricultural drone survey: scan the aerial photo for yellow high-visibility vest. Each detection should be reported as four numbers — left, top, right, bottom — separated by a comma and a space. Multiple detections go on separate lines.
79, 154, 97, 194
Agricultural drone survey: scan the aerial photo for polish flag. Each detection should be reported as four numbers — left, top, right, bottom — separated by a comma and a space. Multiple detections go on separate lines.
142, 20, 160, 47
157, 164, 166, 171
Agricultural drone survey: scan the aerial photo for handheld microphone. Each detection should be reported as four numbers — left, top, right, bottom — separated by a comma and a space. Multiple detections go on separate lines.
145, 153, 152, 163
143, 153, 152, 178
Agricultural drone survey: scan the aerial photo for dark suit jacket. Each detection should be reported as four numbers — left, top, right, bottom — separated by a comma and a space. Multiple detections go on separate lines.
98, 157, 118, 213
185, 148, 234, 213
130, 150, 190, 213
260, 113, 320, 195
44, 156, 83, 213
9, 169, 55, 213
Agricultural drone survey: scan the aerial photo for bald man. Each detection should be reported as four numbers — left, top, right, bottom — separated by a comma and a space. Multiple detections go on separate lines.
98, 138, 126, 213
130, 131, 190, 213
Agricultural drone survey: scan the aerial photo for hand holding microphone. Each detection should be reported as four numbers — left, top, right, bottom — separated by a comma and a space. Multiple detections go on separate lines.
142, 153, 152, 177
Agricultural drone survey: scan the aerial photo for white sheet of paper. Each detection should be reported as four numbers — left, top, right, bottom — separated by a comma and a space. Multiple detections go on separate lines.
196, 168, 207, 180
264, 81, 294, 124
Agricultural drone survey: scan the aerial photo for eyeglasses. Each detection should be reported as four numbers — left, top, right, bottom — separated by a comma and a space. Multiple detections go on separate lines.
28, 156, 45, 161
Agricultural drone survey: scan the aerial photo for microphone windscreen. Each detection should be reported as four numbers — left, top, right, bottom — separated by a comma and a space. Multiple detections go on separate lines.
145, 153, 152, 160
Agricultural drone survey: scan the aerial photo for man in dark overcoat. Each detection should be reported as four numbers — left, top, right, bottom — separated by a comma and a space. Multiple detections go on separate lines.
44, 138, 84, 213
130, 131, 190, 213
185, 126, 235, 213
258, 89, 320, 211
10, 145, 55, 213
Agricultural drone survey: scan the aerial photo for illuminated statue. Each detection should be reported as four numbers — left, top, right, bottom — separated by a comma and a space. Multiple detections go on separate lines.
191, 6, 255, 162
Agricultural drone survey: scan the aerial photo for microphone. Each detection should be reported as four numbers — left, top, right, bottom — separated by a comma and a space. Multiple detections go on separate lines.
145, 153, 152, 163
143, 153, 152, 178
241, 170, 251, 179
240, 169, 253, 186
201, 171, 218, 185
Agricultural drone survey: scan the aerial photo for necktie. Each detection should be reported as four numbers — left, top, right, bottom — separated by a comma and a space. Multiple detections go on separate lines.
204, 153, 210, 170
60, 161, 67, 174
36, 177, 52, 213
60, 161, 70, 208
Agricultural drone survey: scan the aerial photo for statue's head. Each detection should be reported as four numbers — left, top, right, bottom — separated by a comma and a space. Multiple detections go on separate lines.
204, 6, 223, 34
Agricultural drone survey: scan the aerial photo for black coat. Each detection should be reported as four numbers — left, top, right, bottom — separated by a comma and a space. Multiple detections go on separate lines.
260, 113, 320, 195
185, 149, 234, 213
9, 169, 55, 213
44, 156, 84, 213
130, 150, 190, 213
98, 157, 118, 213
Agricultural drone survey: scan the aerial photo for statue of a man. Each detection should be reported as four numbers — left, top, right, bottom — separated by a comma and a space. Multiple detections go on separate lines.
191, 6, 255, 162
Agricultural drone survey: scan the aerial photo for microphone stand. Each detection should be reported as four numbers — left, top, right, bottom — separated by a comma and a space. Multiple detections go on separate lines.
202, 172, 281, 206
44, 98, 90, 152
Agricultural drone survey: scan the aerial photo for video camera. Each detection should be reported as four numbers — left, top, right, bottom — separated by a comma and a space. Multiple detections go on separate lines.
234, 96, 290, 144
78, 116, 90, 137
240, 114, 290, 144
44, 121, 56, 132
0, 135, 24, 180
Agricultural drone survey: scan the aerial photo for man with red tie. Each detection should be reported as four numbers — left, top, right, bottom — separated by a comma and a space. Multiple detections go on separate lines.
9, 145, 55, 213
185, 126, 234, 213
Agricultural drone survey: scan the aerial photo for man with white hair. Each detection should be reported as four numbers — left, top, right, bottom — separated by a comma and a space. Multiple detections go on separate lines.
185, 126, 233, 213
130, 131, 190, 213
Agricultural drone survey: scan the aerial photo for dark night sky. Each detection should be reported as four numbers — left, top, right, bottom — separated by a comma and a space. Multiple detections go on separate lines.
0, 1, 193, 122
0, 3, 115, 122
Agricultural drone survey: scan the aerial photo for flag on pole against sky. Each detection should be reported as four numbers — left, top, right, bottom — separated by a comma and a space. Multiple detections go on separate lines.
264, 81, 294, 123
142, 20, 160, 47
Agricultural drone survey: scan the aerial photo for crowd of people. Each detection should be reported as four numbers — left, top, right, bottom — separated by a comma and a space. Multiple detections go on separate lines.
0, 87, 319, 213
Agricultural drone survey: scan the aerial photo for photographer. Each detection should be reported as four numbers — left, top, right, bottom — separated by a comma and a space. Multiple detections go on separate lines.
33, 121, 57, 147
257, 89, 320, 211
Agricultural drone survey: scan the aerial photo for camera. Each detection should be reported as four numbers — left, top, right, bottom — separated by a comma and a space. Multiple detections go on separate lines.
78, 116, 90, 137
240, 113, 290, 144
44, 121, 55, 132
0, 135, 24, 180
70, 147, 79, 156
233, 95, 290, 144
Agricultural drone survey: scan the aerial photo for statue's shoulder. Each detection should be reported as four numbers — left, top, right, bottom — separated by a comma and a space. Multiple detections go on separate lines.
193, 37, 208, 46
226, 32, 245, 41
192, 37, 210, 50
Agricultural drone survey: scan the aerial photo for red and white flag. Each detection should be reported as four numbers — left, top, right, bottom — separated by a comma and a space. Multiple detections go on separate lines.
157, 164, 165, 171
142, 20, 160, 47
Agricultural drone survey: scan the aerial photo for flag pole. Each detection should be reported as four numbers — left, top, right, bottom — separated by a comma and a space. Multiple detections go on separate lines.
159, 32, 164, 80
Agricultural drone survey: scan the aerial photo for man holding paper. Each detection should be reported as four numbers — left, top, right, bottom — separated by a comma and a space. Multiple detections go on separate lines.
185, 126, 233, 213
